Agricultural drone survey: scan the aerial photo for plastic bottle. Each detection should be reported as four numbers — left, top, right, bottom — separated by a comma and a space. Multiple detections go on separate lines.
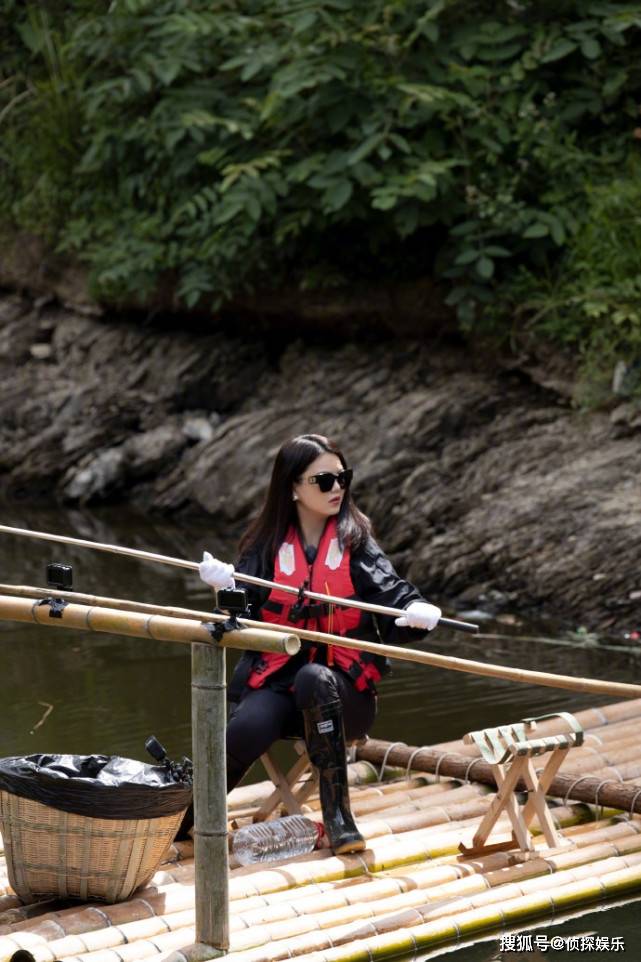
232, 815, 322, 865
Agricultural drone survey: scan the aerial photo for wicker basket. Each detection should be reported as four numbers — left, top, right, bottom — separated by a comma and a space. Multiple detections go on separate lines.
0, 789, 185, 903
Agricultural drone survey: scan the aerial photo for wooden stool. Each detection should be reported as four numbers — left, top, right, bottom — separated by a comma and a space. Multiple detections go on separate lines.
459, 711, 584, 857
253, 740, 318, 822
253, 738, 365, 823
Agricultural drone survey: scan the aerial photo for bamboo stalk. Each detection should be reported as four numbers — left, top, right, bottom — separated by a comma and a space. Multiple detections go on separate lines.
305, 782, 487, 819
0, 526, 476, 633
0, 594, 299, 655
356, 797, 496, 840
143, 806, 589, 902
320, 852, 641, 952
0, 807, 600, 962
0, 586, 638, 698
226, 761, 386, 813
216, 859, 641, 962
357, 737, 641, 814
432, 699, 641, 755
4, 818, 635, 949
191, 642, 228, 955
47, 838, 641, 962
585, 719, 641, 744
233, 851, 641, 961
0, 595, 299, 957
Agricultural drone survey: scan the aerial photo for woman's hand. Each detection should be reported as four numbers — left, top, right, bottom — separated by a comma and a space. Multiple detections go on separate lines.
199, 551, 236, 589
395, 601, 441, 631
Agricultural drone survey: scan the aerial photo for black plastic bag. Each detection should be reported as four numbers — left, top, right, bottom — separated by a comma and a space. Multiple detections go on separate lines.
0, 750, 192, 820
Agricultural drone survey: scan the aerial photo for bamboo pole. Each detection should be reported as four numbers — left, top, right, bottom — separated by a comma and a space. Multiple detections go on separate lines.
0, 806, 598, 962
191, 641, 227, 957
0, 594, 299, 656
4, 819, 637, 955
432, 699, 641, 754
158, 853, 641, 962
357, 737, 641, 815
3, 819, 635, 940
164, 854, 639, 962
226, 760, 385, 814
0, 524, 476, 633
0, 585, 638, 699
0, 595, 300, 957
10, 825, 641, 962
227, 827, 641, 931
216, 852, 641, 962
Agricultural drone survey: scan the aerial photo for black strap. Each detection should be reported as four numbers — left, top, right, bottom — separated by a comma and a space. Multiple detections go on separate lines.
203, 613, 245, 642
263, 600, 283, 614
288, 602, 330, 623
264, 597, 330, 622
344, 658, 377, 693
36, 597, 68, 619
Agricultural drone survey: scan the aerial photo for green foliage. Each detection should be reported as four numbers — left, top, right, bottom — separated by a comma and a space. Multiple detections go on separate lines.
1, 0, 641, 398
0, 4, 88, 238
496, 164, 641, 403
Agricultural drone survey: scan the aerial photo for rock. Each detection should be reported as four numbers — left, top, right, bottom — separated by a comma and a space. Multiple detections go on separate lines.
64, 448, 127, 501
495, 613, 522, 626
62, 422, 188, 501
182, 416, 217, 444
29, 343, 53, 360
0, 292, 640, 631
125, 423, 188, 478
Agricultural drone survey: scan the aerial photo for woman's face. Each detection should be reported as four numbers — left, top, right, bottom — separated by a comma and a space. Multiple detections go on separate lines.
292, 452, 348, 521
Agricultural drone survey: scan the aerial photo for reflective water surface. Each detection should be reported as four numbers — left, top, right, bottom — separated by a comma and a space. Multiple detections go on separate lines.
0, 506, 639, 956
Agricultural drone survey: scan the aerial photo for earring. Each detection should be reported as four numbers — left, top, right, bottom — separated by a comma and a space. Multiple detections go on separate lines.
292, 493, 298, 501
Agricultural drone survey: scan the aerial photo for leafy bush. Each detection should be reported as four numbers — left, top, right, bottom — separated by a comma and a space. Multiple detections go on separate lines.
1, 0, 641, 395
495, 164, 641, 402
0, 4, 91, 238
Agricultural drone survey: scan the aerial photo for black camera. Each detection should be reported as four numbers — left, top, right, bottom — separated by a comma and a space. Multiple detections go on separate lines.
47, 563, 73, 591
145, 736, 193, 784
145, 735, 167, 763
216, 587, 249, 616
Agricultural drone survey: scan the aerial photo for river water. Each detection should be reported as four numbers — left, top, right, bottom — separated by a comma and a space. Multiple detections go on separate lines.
0, 506, 640, 958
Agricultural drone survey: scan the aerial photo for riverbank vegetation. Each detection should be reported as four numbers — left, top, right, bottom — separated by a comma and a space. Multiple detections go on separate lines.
1, 1, 640, 400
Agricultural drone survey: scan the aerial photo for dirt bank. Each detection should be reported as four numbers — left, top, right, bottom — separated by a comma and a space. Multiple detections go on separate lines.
1, 291, 640, 631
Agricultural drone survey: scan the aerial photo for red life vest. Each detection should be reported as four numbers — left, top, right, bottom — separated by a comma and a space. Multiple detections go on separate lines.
247, 519, 383, 693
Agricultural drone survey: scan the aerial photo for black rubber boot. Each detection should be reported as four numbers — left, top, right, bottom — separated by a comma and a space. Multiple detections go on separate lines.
303, 700, 365, 854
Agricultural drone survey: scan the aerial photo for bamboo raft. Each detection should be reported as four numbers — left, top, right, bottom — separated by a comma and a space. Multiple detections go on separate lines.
3, 699, 641, 962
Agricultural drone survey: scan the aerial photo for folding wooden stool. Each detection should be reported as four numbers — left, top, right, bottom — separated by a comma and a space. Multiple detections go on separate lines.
253, 739, 318, 822
253, 737, 365, 822
459, 711, 584, 857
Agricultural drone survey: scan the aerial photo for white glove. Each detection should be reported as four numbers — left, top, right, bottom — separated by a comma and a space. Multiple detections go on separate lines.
199, 552, 235, 590
395, 600, 441, 631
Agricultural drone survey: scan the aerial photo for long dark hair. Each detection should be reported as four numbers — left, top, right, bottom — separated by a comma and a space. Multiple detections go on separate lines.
239, 434, 372, 566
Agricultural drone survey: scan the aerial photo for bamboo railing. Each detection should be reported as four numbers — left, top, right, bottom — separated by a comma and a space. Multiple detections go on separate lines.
1, 584, 639, 699
3, 578, 641, 959
0, 593, 301, 960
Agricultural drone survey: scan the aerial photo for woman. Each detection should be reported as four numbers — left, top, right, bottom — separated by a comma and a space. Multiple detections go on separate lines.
200, 434, 441, 854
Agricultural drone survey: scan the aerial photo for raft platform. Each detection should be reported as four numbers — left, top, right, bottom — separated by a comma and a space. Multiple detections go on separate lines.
3, 699, 641, 962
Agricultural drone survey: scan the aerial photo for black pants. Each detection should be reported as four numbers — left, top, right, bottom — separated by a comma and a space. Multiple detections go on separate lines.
226, 663, 376, 790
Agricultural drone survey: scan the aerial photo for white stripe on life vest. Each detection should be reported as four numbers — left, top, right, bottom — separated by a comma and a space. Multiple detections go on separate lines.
278, 542, 295, 576
325, 538, 344, 571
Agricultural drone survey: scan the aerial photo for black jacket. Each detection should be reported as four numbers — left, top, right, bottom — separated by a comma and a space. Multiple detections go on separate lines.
228, 536, 427, 701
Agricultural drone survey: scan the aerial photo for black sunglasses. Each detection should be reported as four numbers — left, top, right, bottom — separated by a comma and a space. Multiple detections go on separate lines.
303, 469, 353, 493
